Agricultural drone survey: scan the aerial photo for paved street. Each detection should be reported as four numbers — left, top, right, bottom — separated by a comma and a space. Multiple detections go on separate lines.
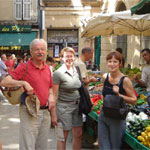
0, 101, 99, 150
0, 101, 73, 150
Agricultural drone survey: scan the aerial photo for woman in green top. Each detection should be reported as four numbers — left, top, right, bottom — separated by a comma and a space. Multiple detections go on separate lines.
52, 47, 82, 150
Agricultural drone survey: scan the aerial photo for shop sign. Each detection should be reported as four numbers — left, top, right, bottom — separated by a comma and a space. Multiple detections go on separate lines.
0, 46, 29, 50
48, 30, 78, 44
0, 25, 31, 33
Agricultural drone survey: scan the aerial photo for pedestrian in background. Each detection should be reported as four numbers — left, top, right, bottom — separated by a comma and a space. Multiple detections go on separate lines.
133, 48, 150, 93
74, 47, 98, 148
52, 47, 82, 150
46, 56, 54, 76
0, 140, 2, 150
74, 47, 98, 85
5, 53, 14, 74
14, 57, 23, 69
1, 39, 55, 150
0, 54, 8, 103
115, 47, 125, 68
0, 54, 8, 80
98, 51, 136, 150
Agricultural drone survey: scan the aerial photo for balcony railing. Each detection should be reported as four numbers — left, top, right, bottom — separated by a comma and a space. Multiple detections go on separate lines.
43, 0, 99, 2
43, 0, 71, 2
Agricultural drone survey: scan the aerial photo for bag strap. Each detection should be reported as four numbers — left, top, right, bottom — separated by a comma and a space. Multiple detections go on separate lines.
118, 76, 126, 87
21, 63, 28, 80
75, 66, 83, 82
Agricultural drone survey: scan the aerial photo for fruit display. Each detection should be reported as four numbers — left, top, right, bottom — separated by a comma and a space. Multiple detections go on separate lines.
120, 67, 141, 78
137, 125, 150, 148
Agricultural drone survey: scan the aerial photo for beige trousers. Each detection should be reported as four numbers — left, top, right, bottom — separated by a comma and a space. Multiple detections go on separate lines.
19, 105, 51, 150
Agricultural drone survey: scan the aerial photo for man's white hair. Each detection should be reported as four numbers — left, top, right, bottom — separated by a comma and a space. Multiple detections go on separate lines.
30, 39, 47, 51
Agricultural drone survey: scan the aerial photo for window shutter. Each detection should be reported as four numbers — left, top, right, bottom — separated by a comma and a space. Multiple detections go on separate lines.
23, 0, 31, 20
15, 0, 22, 20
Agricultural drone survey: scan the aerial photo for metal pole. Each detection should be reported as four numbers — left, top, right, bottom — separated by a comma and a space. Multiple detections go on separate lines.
38, 0, 42, 38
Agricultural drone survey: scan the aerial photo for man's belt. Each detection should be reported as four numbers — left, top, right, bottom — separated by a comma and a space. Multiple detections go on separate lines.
40, 105, 48, 109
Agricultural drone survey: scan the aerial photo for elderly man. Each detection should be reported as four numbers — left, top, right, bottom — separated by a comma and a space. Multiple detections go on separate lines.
134, 48, 150, 92
1, 39, 55, 150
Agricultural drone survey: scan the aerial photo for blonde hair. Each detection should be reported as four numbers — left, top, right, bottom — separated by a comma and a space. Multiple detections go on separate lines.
30, 39, 47, 51
60, 47, 75, 57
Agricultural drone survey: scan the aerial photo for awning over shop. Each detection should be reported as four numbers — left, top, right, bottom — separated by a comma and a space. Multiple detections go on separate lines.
0, 32, 36, 50
131, 0, 150, 15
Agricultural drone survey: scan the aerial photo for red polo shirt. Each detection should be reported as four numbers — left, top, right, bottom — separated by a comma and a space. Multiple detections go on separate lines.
11, 59, 53, 106
5, 60, 14, 74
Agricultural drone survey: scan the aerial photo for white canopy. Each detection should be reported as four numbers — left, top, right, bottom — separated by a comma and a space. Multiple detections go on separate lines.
81, 10, 150, 38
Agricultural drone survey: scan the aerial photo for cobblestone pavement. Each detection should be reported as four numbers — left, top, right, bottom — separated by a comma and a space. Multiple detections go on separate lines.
0, 101, 73, 150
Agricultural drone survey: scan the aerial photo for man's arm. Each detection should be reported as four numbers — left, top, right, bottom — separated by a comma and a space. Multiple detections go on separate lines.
133, 68, 147, 88
83, 77, 99, 85
1, 75, 33, 95
136, 79, 146, 87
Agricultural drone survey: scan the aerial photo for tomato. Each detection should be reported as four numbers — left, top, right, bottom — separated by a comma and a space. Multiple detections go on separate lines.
97, 110, 100, 115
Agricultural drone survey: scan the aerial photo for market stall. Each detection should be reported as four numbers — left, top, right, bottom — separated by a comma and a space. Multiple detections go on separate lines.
87, 68, 150, 149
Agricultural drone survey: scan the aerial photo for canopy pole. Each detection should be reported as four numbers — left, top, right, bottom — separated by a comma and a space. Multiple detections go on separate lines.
139, 34, 142, 66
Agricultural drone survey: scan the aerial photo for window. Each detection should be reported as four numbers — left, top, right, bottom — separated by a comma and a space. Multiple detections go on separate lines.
15, 0, 22, 20
15, 0, 32, 20
142, 36, 150, 49
117, 35, 127, 62
23, 0, 31, 20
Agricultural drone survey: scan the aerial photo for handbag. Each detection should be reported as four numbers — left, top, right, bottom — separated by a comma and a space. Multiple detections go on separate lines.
103, 76, 129, 120
1, 64, 28, 105
76, 66, 93, 115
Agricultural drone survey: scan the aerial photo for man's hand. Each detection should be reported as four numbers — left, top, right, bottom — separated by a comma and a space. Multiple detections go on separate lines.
90, 77, 99, 83
48, 99, 56, 110
51, 107, 58, 126
22, 81, 34, 95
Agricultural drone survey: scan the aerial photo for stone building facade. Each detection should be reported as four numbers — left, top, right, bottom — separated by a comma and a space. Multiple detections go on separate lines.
41, 0, 149, 72
98, 0, 145, 72
41, 0, 102, 57
0, 0, 39, 56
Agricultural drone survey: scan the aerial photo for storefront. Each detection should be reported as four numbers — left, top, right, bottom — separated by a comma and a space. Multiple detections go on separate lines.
0, 25, 37, 56
47, 29, 78, 57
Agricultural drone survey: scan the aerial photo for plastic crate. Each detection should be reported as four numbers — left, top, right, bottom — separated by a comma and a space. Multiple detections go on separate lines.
87, 127, 94, 136
123, 131, 149, 150
88, 111, 99, 122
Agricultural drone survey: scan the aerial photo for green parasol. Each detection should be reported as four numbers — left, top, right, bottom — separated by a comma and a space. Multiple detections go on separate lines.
131, 0, 150, 15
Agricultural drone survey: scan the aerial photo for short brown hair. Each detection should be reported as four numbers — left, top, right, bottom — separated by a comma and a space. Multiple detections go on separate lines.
81, 47, 92, 54
106, 51, 122, 64
141, 48, 150, 54
60, 47, 75, 57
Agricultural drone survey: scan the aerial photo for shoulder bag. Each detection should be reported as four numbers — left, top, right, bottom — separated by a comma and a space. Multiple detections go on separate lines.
103, 76, 129, 120
1, 64, 28, 105
76, 66, 93, 115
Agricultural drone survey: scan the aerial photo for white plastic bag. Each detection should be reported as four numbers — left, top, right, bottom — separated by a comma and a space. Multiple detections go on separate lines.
55, 122, 65, 141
